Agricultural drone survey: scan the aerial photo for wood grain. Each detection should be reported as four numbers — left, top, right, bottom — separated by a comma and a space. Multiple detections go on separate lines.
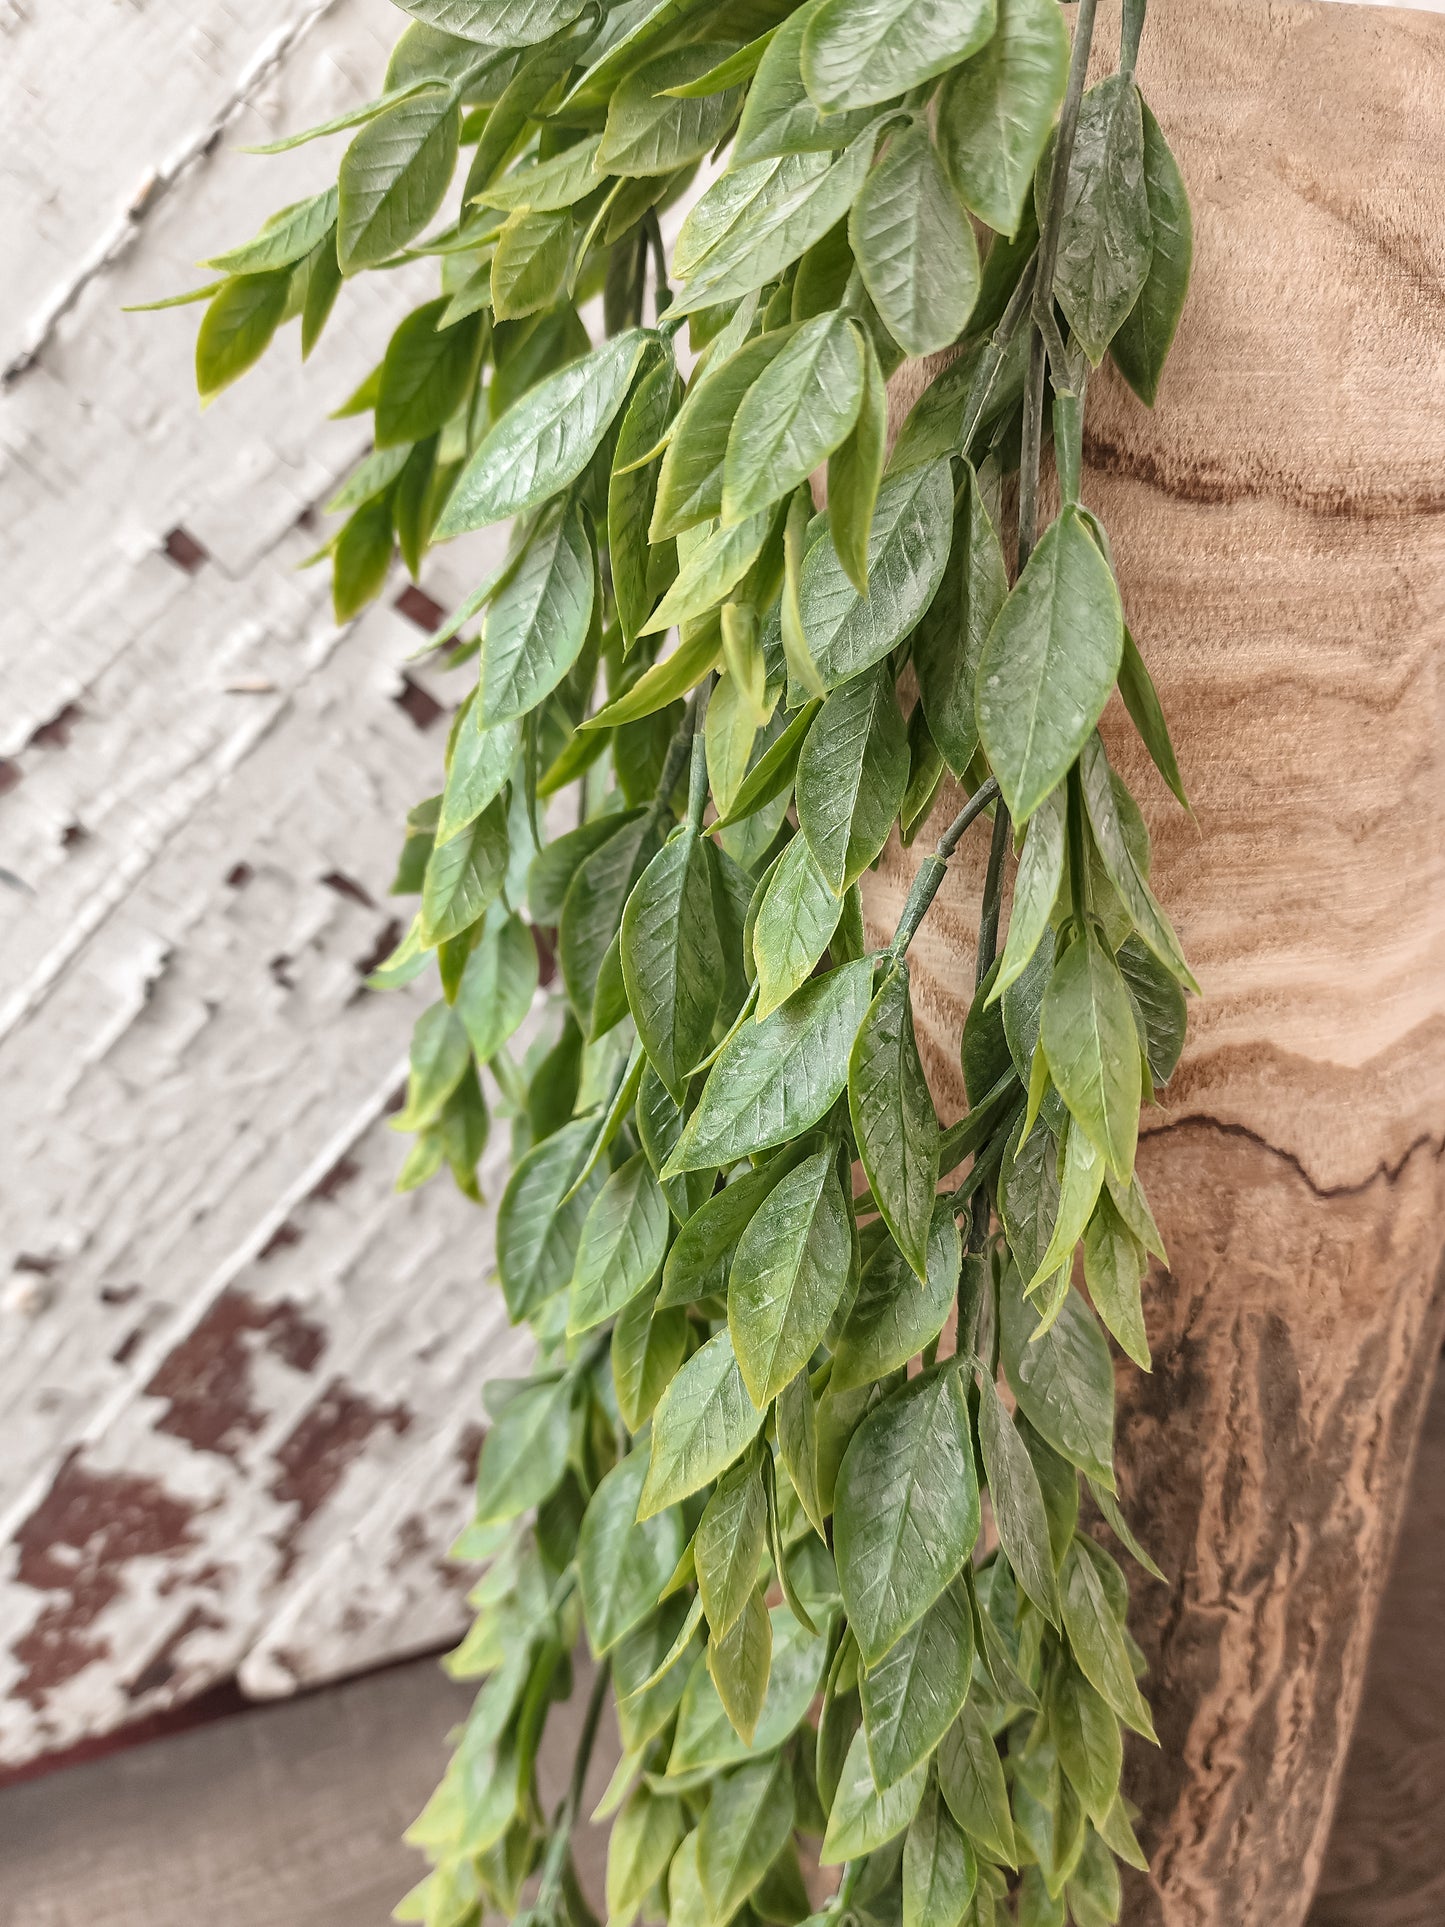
874, 1, 1445, 1919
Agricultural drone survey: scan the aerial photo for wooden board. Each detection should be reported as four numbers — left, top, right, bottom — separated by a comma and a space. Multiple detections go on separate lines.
874, 0, 1445, 1919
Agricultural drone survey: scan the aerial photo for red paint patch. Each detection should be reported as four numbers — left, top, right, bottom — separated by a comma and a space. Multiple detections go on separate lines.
256, 1220, 304, 1263
310, 1156, 361, 1203
394, 584, 445, 632
28, 702, 83, 750
0, 760, 22, 795
321, 869, 375, 909
144, 1288, 326, 1461
394, 674, 445, 731
126, 1603, 225, 1699
10, 1455, 201, 1709
270, 1379, 412, 1575
355, 916, 404, 981
162, 526, 209, 573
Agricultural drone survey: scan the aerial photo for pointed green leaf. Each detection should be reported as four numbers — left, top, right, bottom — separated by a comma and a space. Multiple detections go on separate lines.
641, 1330, 767, 1517
801, 0, 996, 111
613, 1289, 689, 1433
832, 1211, 959, 1393
1082, 1190, 1149, 1370
776, 1369, 826, 1540
568, 1152, 671, 1334
600, 43, 744, 176
1039, 928, 1140, 1180
621, 828, 725, 1101
999, 1273, 1114, 1488
396, 0, 586, 44
860, 1577, 974, 1789
975, 1373, 1061, 1625
937, 0, 1068, 236
653, 331, 794, 541
752, 832, 844, 1021
1048, 1662, 1122, 1826
1117, 627, 1187, 806
734, 1, 882, 162
658, 1155, 794, 1307
723, 314, 865, 524
376, 298, 482, 446
496, 1117, 607, 1319
395, 1001, 471, 1130
481, 136, 604, 211
438, 715, 520, 845
337, 90, 460, 272
612, 358, 683, 644
821, 1723, 926, 1863
195, 271, 290, 399
206, 188, 340, 275
936, 1701, 1016, 1866
913, 465, 1007, 778
474, 1373, 572, 1521
641, 510, 774, 634
796, 665, 908, 891
491, 206, 572, 319
729, 1149, 852, 1406
478, 500, 594, 721
1043, 76, 1152, 364
1078, 734, 1196, 992
708, 1585, 773, 1742
991, 785, 1065, 1001
827, 327, 888, 596
1060, 1541, 1155, 1740
696, 1456, 768, 1638
850, 123, 979, 358
580, 1443, 688, 1655
421, 796, 508, 941
848, 962, 940, 1280
1025, 1119, 1105, 1294
560, 811, 662, 1025
699, 1755, 797, 1917
667, 1608, 830, 1776
903, 1777, 978, 1927
607, 1784, 686, 1927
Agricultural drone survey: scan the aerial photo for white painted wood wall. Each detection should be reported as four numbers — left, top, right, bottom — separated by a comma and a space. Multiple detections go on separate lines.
0, 0, 530, 1768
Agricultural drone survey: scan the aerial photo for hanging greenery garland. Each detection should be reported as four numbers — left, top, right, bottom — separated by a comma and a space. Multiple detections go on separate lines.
156, 0, 1196, 1916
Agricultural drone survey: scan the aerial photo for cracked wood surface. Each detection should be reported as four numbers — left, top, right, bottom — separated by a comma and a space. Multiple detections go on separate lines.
0, 0, 530, 1766
874, 0, 1445, 1919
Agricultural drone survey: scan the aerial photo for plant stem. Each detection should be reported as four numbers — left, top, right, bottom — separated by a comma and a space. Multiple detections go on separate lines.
956, 256, 1039, 478
688, 673, 713, 831
649, 695, 699, 826
1067, 762, 1090, 930
890, 777, 1000, 958
644, 208, 671, 315
974, 803, 1012, 988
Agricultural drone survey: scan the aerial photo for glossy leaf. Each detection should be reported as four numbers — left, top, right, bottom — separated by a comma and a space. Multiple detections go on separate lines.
860, 1577, 974, 1789
612, 358, 682, 643
337, 90, 460, 272
560, 812, 662, 1026
696, 1455, 768, 1638
937, 0, 1068, 235
801, 0, 997, 111
1040, 928, 1141, 1180
796, 665, 909, 892
569, 1152, 671, 1334
474, 1373, 572, 1521
377, 298, 481, 445
1082, 1189, 1149, 1370
641, 1330, 767, 1518
832, 1211, 960, 1392
195, 271, 290, 399
496, 1117, 607, 1319
580, 1443, 688, 1654
1061, 1541, 1156, 1740
1044, 76, 1152, 365
724, 314, 865, 525
653, 330, 794, 541
827, 328, 888, 595
850, 123, 979, 358
600, 44, 743, 177
936, 1700, 1016, 1867
729, 1148, 852, 1406
621, 828, 725, 1101
438, 715, 520, 845
912, 465, 1008, 779
904, 1777, 978, 1927
999, 1274, 1115, 1488
991, 785, 1065, 1001
607, 1785, 686, 1927
1078, 733, 1197, 992
613, 1290, 690, 1432
641, 510, 775, 635
975, 1371, 1061, 1624
821, 1723, 926, 1863
1049, 1662, 1122, 1827
421, 796, 508, 941
848, 962, 940, 1281
491, 207, 573, 319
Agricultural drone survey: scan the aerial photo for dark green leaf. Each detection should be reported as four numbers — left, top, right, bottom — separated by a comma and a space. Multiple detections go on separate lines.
1049, 1662, 1122, 1826
1042, 76, 1151, 364
600, 43, 743, 176
699, 1755, 797, 1918
560, 811, 662, 1026
1081, 1190, 1149, 1370
667, 1607, 830, 1775
696, 1455, 768, 1637
1078, 734, 1196, 992
1117, 627, 1187, 806
975, 1371, 1061, 1625
848, 961, 940, 1281
903, 1776, 978, 1927
613, 1288, 689, 1431
331, 496, 394, 622
796, 665, 909, 891
850, 123, 979, 358
913, 465, 1007, 778
1111, 101, 1191, 404
568, 1151, 671, 1333
724, 314, 865, 524
821, 1723, 926, 1863
614, 1595, 699, 1749
998, 1113, 1058, 1286
715, 699, 820, 831
580, 1442, 687, 1654
1039, 928, 1140, 1180
491, 207, 573, 320
832, 1210, 960, 1393
729, 1148, 852, 1406
641, 1330, 766, 1518
991, 784, 1064, 1001
497, 1117, 607, 1318
621, 828, 725, 1100
834, 1364, 979, 1665
474, 1373, 572, 1521
653, 330, 794, 540
937, 0, 1068, 236
936, 1699, 1016, 1866
377, 299, 482, 446
1060, 1541, 1155, 1740
612, 358, 682, 643
338, 90, 460, 272
975, 506, 1123, 824
421, 795, 508, 941
801, 0, 997, 111
999, 1273, 1114, 1488
195, 271, 290, 399
860, 1577, 974, 1789
777, 1369, 826, 1540
658, 1155, 793, 1307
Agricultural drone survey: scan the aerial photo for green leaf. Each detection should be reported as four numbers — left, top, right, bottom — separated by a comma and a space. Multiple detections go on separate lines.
801, 0, 997, 112
491, 207, 572, 319
1117, 627, 1187, 806
912, 465, 1007, 779
580, 1443, 686, 1657
474, 1373, 572, 1521
991, 786, 1065, 1002
724, 314, 864, 525
331, 496, 394, 622
729, 1149, 852, 1407
975, 1372, 1061, 1625
395, 1001, 471, 1129
1118, 933, 1186, 1089
338, 90, 460, 272
641, 1330, 767, 1517
776, 1370, 826, 1540
998, 1113, 1059, 1287
860, 1577, 974, 1789
438, 716, 520, 845
904, 1776, 978, 1927
206, 187, 340, 275
1043, 76, 1152, 365
834, 1364, 979, 1665
937, 0, 1068, 236
481, 136, 605, 211
439, 328, 649, 533
667, 1608, 830, 1775
1078, 734, 1196, 992
674, 138, 877, 313
621, 829, 724, 1101
530, 811, 634, 922
848, 962, 940, 1281
1025, 1118, 1105, 1294
195, 271, 290, 399
1082, 1190, 1149, 1370
612, 358, 682, 643
832, 1211, 959, 1392
641, 511, 775, 635
936, 1701, 1016, 1866
699, 1755, 797, 1918
1039, 928, 1140, 1180
821, 1724, 926, 1864
395, 0, 586, 45
607, 1784, 686, 1927
600, 43, 743, 177
696, 1456, 768, 1638
734, 1, 881, 163
708, 1585, 774, 1742
797, 665, 908, 891
715, 698, 820, 830
656, 1160, 779, 1307
1049, 1662, 1122, 1827
1112, 99, 1192, 404
666, 959, 873, 1172
827, 329, 888, 597
614, 1288, 688, 1432
850, 124, 979, 359
497, 1117, 607, 1319
975, 506, 1123, 823
586, 621, 723, 731
376, 299, 482, 446
568, 1152, 671, 1334
560, 808, 662, 1025
421, 796, 508, 941
615, 1596, 699, 1749
999, 1274, 1114, 1488
654, 331, 793, 541
751, 832, 844, 1021
1060, 1541, 1155, 1741
800, 460, 955, 690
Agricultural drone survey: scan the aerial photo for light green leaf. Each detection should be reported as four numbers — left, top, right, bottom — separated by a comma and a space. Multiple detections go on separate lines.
752, 833, 844, 1021
832, 1210, 960, 1392
714, 697, 820, 830
376, 298, 482, 446
641, 1330, 766, 1518
1117, 626, 1187, 806
491, 207, 572, 319
796, 664, 908, 891
395, 0, 587, 45
641, 511, 774, 634
696, 1456, 768, 1639
337, 90, 460, 272
607, 1784, 686, 1927
850, 123, 979, 358
665, 959, 873, 1172
1026, 1119, 1105, 1293
724, 314, 864, 525
496, 1117, 607, 1319
612, 357, 682, 643
621, 828, 725, 1102
834, 1364, 979, 1665
438, 716, 519, 845
776, 1370, 825, 1540
482, 498, 594, 723
729, 1149, 851, 1407
421, 795, 508, 941
936, 1701, 1016, 1866
613, 1290, 689, 1433
585, 621, 723, 731
708, 1585, 773, 1742
827, 327, 888, 596
481, 135, 604, 210
330, 496, 393, 622
600, 43, 743, 176
674, 136, 876, 313
975, 506, 1123, 823
1060, 1541, 1155, 1740
1078, 733, 1196, 992
658, 1155, 796, 1307
860, 1577, 974, 1790
561, 813, 663, 1026
904, 1777, 978, 1927
800, 459, 955, 690
848, 961, 939, 1281
568, 1152, 671, 1334
821, 1723, 926, 1864
801, 0, 997, 112
1043, 75, 1152, 364
195, 271, 290, 399
474, 1372, 572, 1521
580, 1443, 687, 1656
1039, 928, 1140, 1180
1049, 1662, 1122, 1827
439, 328, 649, 532
975, 1372, 1061, 1625
937, 0, 1068, 236
912, 463, 1006, 778
734, 1, 881, 163
653, 331, 795, 541
206, 187, 339, 275
667, 1607, 830, 1775
991, 785, 1065, 1001
999, 1274, 1115, 1488
699, 1755, 797, 1917
395, 1001, 471, 1130
615, 1596, 699, 1750
1082, 1190, 1149, 1370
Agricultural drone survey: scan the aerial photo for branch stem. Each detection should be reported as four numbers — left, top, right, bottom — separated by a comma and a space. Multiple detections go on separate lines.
890, 778, 1000, 958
